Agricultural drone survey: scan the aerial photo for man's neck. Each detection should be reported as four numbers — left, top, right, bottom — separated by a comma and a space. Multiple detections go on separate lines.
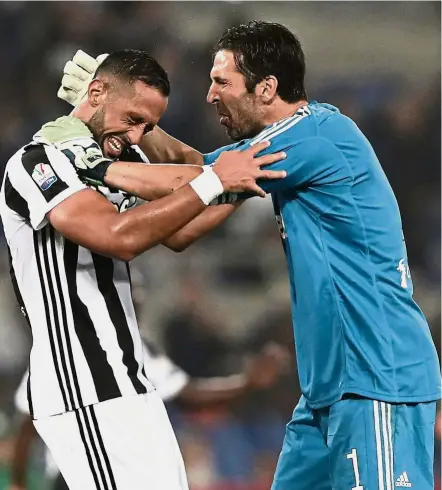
261, 99, 308, 128
72, 101, 93, 125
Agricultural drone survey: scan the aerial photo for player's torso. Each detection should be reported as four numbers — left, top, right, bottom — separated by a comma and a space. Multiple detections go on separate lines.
1, 147, 153, 419
272, 103, 440, 406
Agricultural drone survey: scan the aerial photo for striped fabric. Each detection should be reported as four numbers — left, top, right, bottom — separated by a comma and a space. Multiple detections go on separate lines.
373, 400, 395, 490
0, 141, 154, 418
249, 105, 312, 147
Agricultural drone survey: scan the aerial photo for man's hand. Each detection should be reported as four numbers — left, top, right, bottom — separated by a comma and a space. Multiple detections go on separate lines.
34, 116, 112, 187
57, 50, 108, 107
212, 141, 286, 197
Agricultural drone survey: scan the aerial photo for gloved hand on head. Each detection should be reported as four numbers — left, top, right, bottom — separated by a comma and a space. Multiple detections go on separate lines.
57, 50, 108, 107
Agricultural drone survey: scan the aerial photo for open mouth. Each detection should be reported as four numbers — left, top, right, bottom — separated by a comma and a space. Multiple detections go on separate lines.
218, 114, 230, 126
104, 136, 126, 158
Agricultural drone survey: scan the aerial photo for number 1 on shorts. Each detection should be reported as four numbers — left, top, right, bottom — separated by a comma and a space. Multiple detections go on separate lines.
346, 448, 364, 490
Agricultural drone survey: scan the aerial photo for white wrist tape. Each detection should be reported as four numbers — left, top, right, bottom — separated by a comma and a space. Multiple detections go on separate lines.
189, 166, 224, 205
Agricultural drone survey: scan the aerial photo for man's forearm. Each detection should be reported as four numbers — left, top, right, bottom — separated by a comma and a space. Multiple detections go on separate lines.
140, 126, 204, 165
163, 201, 243, 252
104, 162, 204, 200
104, 162, 245, 252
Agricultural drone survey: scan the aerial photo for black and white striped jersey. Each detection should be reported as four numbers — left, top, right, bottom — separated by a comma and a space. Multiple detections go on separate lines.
15, 341, 189, 414
0, 138, 154, 419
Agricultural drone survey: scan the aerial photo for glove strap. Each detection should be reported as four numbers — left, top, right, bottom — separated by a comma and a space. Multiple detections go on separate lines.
77, 159, 112, 187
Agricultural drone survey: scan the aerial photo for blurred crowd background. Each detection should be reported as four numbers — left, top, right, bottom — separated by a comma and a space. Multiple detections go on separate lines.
0, 2, 440, 489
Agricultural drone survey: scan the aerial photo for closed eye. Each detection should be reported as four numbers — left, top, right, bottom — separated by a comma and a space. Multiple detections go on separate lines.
127, 117, 143, 125
212, 76, 229, 87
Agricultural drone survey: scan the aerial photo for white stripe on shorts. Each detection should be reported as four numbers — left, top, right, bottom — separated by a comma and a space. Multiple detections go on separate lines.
387, 403, 394, 489
373, 401, 394, 490
373, 401, 385, 490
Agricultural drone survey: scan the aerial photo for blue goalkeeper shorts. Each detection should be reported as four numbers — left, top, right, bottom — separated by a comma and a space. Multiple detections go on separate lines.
272, 395, 436, 490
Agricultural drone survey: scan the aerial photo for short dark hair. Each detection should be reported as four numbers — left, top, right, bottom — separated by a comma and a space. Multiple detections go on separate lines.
95, 49, 170, 96
214, 21, 307, 103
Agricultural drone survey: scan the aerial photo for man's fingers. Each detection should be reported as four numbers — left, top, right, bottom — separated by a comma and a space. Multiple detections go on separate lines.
245, 183, 266, 198
63, 60, 90, 81
72, 50, 99, 74
259, 169, 287, 180
255, 151, 287, 167
61, 74, 84, 92
247, 140, 271, 156
57, 86, 76, 102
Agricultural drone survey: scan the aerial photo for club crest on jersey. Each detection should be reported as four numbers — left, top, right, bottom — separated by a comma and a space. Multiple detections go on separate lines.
32, 163, 57, 190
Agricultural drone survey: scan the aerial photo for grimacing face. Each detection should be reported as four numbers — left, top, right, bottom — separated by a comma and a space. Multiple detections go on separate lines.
88, 80, 168, 159
207, 50, 265, 141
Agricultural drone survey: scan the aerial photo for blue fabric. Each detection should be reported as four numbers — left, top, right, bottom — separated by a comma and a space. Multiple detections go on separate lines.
204, 102, 441, 408
272, 396, 437, 490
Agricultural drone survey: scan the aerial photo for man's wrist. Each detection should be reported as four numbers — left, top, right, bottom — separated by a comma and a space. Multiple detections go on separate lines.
78, 160, 113, 187
189, 166, 224, 205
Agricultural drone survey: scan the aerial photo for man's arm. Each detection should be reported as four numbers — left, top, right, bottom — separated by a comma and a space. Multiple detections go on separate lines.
48, 186, 208, 261
104, 162, 245, 253
140, 126, 204, 165
43, 142, 285, 261
33, 118, 284, 256
162, 201, 243, 252
104, 162, 203, 201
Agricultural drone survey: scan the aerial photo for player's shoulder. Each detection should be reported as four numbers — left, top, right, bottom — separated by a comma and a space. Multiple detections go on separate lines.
34, 115, 94, 147
251, 102, 350, 152
3, 142, 54, 184
249, 104, 316, 151
203, 140, 246, 165
32, 116, 113, 178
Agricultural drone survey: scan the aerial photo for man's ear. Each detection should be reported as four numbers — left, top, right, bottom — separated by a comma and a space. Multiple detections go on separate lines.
256, 76, 278, 103
87, 79, 107, 107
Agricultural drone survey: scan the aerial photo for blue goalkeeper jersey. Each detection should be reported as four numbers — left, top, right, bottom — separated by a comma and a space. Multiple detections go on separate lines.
204, 102, 441, 408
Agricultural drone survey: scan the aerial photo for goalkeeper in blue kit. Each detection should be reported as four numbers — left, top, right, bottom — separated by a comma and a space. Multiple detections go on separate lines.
59, 21, 440, 490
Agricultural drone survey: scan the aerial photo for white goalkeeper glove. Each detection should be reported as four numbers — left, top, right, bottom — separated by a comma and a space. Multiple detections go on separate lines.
57, 50, 109, 107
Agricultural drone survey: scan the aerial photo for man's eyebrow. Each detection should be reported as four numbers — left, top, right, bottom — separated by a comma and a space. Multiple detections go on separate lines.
212, 75, 229, 84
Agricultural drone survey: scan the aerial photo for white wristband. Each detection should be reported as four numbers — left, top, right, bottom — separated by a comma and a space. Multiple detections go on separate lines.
189, 166, 224, 205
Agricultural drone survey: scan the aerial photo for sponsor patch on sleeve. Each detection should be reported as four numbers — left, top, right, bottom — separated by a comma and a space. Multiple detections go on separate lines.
32, 163, 58, 191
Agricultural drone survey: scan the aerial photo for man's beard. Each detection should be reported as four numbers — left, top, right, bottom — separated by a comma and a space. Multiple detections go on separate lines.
87, 106, 106, 144
225, 96, 263, 141
226, 121, 259, 141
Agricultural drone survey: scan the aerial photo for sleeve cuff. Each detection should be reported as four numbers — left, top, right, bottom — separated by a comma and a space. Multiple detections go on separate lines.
31, 182, 87, 230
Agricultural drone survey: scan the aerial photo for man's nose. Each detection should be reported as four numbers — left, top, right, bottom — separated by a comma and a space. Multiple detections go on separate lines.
206, 84, 219, 104
127, 127, 144, 146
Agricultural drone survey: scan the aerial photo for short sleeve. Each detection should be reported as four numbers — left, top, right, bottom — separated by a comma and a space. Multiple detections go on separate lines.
6, 143, 87, 230
255, 136, 350, 193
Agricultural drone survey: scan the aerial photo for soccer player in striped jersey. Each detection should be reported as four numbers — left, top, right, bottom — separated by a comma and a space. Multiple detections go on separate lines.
9, 341, 288, 490
58, 21, 441, 490
0, 49, 287, 490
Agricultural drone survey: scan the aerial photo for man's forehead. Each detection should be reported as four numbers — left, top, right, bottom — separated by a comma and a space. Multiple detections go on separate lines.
211, 50, 238, 76
128, 82, 167, 118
